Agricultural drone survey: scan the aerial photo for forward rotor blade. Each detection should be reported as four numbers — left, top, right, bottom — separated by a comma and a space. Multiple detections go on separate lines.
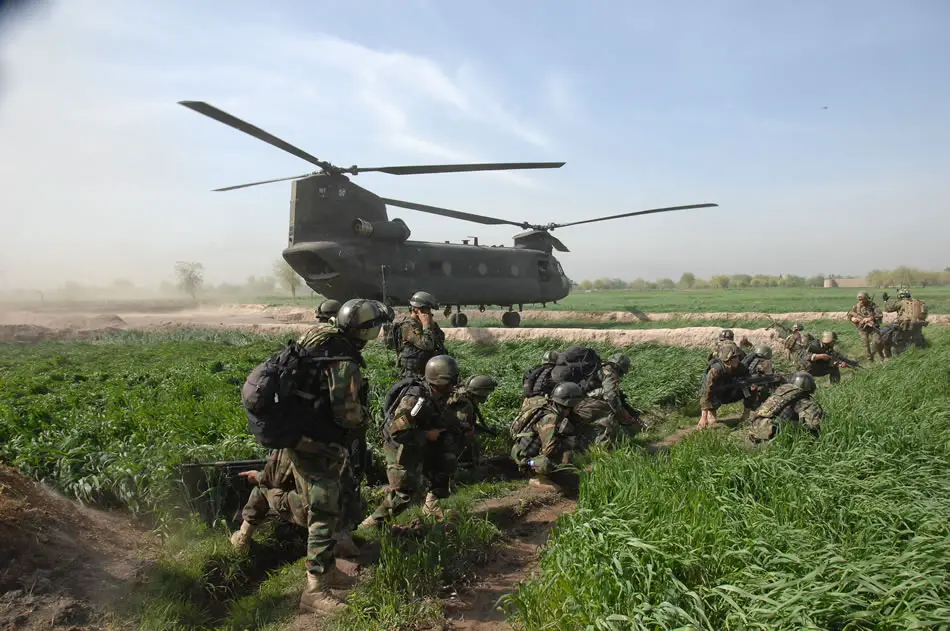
178, 101, 331, 170
213, 173, 316, 192
381, 198, 529, 228
549, 203, 719, 230
358, 162, 565, 175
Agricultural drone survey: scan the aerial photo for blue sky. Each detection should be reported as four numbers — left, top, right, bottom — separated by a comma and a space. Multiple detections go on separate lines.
1, 0, 948, 289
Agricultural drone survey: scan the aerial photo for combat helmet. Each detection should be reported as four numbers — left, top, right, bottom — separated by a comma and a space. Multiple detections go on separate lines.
857, 291, 869, 300
316, 299, 342, 321
754, 344, 773, 359
792, 322, 803, 331
607, 352, 631, 374
335, 299, 388, 343
898, 288, 911, 299
717, 341, 741, 362
424, 355, 459, 387
790, 371, 816, 394
550, 382, 584, 408
409, 291, 438, 310
465, 374, 498, 399
820, 330, 837, 345
542, 350, 559, 364
719, 329, 735, 341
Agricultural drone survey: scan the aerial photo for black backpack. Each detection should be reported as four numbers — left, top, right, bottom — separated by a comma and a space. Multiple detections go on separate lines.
550, 346, 602, 392
380, 377, 433, 441
383, 320, 404, 351
523, 364, 556, 398
241, 338, 363, 449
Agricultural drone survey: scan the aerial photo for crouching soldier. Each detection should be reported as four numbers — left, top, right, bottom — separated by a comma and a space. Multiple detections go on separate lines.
445, 374, 499, 468
230, 449, 308, 552
747, 372, 823, 443
739, 345, 777, 413
578, 352, 642, 446
510, 382, 584, 492
798, 331, 857, 385
698, 342, 748, 428
361, 355, 459, 528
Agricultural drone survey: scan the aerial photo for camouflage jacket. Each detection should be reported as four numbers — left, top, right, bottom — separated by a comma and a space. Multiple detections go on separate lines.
784, 331, 805, 353
798, 339, 836, 369
396, 316, 447, 373
884, 298, 928, 326
700, 358, 749, 409
846, 301, 883, 330
258, 449, 298, 491
296, 324, 369, 433
707, 340, 746, 363
445, 386, 479, 435
587, 364, 625, 414
752, 383, 823, 431
743, 353, 774, 376
383, 381, 447, 447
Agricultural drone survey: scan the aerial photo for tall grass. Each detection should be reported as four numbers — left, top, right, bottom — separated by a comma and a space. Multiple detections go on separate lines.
505, 330, 950, 630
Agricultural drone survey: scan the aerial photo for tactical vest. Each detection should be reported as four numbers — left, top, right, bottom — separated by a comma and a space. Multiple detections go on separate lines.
908, 298, 927, 322
397, 320, 447, 375
510, 396, 551, 438
381, 378, 440, 442
753, 384, 809, 420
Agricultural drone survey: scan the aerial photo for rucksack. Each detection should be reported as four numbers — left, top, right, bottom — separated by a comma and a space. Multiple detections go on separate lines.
510, 396, 551, 437
241, 337, 363, 449
550, 346, 602, 391
380, 377, 436, 441
909, 298, 928, 322
522, 364, 555, 398
383, 319, 404, 351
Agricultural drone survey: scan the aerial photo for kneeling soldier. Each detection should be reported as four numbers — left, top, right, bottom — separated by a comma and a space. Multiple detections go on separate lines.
747, 372, 823, 443
510, 382, 584, 492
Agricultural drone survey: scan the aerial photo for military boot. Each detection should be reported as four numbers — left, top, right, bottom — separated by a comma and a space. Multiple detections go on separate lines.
421, 492, 443, 519
738, 409, 750, 423
298, 567, 358, 614
229, 521, 257, 551
529, 476, 562, 493
332, 530, 361, 559
359, 514, 382, 529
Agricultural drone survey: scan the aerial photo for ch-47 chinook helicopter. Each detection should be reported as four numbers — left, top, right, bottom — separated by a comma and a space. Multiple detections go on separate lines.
179, 101, 718, 327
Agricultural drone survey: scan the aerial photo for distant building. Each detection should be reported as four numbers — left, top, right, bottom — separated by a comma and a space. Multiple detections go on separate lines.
827, 277, 867, 288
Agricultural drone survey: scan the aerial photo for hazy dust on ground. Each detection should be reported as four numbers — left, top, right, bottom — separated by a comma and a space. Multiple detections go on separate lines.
0, 465, 157, 630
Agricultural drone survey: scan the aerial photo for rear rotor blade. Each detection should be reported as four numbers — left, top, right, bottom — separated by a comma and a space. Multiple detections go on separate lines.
178, 101, 332, 170
381, 198, 530, 228
213, 173, 316, 192
358, 162, 564, 175
549, 203, 719, 230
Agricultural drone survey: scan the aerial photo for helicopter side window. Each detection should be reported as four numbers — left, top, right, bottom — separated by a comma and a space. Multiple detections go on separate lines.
537, 260, 550, 282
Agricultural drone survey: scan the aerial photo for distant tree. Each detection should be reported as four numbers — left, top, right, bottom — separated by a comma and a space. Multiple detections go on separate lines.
579, 279, 593, 291
657, 277, 675, 290
174, 261, 204, 299
272, 258, 303, 300
711, 275, 730, 289
731, 274, 752, 288
678, 272, 696, 289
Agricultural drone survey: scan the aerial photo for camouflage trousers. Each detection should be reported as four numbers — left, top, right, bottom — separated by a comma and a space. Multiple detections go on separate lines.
573, 397, 616, 448
240, 449, 309, 529
289, 439, 353, 577
747, 414, 820, 444
858, 329, 884, 362
369, 437, 459, 522
341, 435, 368, 531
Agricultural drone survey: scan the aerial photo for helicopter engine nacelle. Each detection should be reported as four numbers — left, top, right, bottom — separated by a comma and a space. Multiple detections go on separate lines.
352, 218, 411, 243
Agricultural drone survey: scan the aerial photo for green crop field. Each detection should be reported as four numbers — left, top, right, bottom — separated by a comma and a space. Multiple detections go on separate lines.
1, 324, 946, 629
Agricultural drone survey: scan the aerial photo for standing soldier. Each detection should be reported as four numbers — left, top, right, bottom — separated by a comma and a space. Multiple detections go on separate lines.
883, 288, 929, 350
315, 299, 342, 324
445, 374, 499, 468
391, 291, 448, 378
360, 355, 460, 528
291, 298, 388, 614
846, 291, 884, 362
697, 342, 749, 428
747, 372, 823, 443
510, 382, 585, 492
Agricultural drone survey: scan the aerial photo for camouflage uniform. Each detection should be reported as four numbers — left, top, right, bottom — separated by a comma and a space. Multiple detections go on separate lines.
884, 295, 928, 350
366, 380, 454, 522
580, 359, 640, 445
740, 348, 775, 411
395, 315, 448, 378
240, 449, 309, 529
747, 383, 823, 443
846, 297, 884, 362
783, 329, 805, 358
444, 387, 483, 467
510, 399, 577, 475
291, 324, 370, 579
700, 355, 750, 411
798, 337, 841, 385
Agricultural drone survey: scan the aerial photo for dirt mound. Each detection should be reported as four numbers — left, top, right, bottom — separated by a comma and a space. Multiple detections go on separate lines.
443, 326, 782, 350
0, 324, 127, 342
0, 465, 156, 630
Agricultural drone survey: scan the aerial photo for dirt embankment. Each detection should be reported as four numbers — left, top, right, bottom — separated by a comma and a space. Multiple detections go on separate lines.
0, 465, 157, 630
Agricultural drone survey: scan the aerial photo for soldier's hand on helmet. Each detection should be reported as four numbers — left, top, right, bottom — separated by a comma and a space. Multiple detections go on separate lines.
238, 470, 260, 485
417, 310, 433, 326
425, 428, 445, 441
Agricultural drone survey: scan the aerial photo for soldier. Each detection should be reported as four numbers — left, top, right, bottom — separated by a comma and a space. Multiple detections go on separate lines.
783, 323, 806, 358
883, 288, 928, 350
708, 329, 745, 364
578, 352, 641, 445
798, 330, 855, 385
290, 298, 388, 614
510, 382, 585, 492
740, 345, 777, 413
846, 291, 884, 362
747, 372, 823, 443
360, 355, 460, 528
392, 291, 448, 378
697, 342, 749, 428
230, 449, 308, 552
522, 350, 560, 398
445, 374, 499, 468
315, 299, 342, 324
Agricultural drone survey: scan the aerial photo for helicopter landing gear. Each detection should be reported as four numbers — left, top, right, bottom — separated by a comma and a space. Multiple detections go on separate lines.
501, 311, 521, 328
449, 312, 468, 327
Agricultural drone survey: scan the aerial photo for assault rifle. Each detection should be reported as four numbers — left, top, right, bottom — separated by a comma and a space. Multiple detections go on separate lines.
766, 316, 793, 336
179, 459, 266, 525
711, 374, 787, 400
831, 351, 861, 369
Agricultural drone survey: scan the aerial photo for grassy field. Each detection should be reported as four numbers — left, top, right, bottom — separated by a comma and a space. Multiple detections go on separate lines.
1, 324, 942, 629
505, 329, 950, 630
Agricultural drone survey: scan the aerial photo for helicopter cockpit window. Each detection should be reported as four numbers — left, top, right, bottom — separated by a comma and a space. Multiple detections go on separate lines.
537, 260, 550, 282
